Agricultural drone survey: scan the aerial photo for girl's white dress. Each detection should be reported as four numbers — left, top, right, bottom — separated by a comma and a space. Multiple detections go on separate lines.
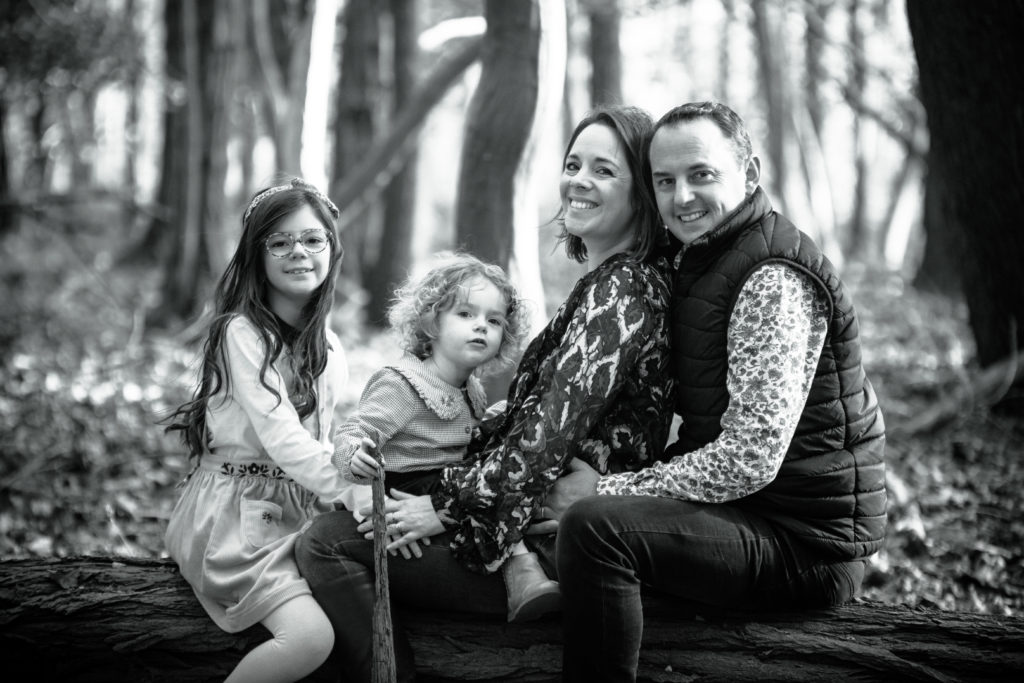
165, 315, 359, 632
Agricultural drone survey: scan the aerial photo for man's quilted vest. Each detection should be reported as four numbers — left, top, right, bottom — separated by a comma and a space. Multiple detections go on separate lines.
668, 188, 886, 560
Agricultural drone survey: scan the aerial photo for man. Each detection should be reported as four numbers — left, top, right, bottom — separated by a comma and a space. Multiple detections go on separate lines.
544, 102, 886, 682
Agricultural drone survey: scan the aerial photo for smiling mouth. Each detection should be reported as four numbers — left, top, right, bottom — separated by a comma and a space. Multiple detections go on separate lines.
285, 268, 313, 274
570, 199, 598, 210
677, 210, 708, 223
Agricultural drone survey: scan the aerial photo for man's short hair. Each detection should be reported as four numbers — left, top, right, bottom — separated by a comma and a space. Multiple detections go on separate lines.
653, 101, 753, 166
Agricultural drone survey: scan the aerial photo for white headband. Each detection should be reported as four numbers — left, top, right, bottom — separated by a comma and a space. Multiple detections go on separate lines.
243, 178, 339, 222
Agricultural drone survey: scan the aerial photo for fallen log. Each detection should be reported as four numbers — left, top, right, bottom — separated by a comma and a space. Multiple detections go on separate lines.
0, 556, 1022, 682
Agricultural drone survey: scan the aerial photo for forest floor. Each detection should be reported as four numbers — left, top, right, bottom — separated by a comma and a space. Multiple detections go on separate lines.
1, 202, 1022, 616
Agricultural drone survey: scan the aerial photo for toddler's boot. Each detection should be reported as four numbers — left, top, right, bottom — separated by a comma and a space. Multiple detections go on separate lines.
502, 551, 561, 623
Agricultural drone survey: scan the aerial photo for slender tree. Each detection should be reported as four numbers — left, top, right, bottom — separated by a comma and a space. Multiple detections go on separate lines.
0, 98, 11, 234
751, 0, 788, 204
150, 0, 245, 323
251, 0, 315, 175
454, 0, 540, 268
804, 0, 827, 140
366, 0, 419, 327
716, 0, 734, 104
846, 0, 869, 257
332, 0, 383, 289
907, 0, 1024, 381
587, 0, 622, 106
798, 0, 838, 248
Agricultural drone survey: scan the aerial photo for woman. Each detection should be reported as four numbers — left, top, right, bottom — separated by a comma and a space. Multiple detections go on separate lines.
295, 105, 673, 681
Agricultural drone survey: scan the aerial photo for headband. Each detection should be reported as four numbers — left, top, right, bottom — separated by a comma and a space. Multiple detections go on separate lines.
243, 178, 340, 222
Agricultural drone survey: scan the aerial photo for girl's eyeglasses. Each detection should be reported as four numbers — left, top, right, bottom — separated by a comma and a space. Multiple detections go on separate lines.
265, 229, 331, 258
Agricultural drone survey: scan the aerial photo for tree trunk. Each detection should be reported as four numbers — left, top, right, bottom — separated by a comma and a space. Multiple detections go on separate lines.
154, 0, 244, 323
454, 0, 540, 269
27, 92, 47, 192
121, 0, 142, 236
587, 2, 621, 106
0, 98, 13, 235
365, 0, 419, 328
495, 0, 566, 402
751, 0, 787, 205
251, 0, 315, 175
2, 557, 1023, 682
799, 0, 838, 241
906, 0, 1024, 371
716, 0, 734, 104
803, 0, 827, 141
913, 166, 962, 295
125, 0, 188, 269
846, 0, 869, 258
332, 0, 382, 289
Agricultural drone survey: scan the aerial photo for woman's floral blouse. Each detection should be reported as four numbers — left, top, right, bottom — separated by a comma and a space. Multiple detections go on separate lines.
430, 253, 674, 574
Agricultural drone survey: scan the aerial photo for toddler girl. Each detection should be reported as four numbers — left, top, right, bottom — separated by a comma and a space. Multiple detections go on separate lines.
335, 253, 561, 622
164, 178, 358, 682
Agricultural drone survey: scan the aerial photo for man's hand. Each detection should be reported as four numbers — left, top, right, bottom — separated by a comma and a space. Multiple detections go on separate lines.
536, 458, 600, 521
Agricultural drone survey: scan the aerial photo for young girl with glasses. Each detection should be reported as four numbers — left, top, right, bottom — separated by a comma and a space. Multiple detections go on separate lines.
334, 253, 561, 622
164, 178, 359, 682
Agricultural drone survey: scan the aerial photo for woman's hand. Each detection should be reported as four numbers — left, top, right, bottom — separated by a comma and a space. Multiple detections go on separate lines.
349, 438, 381, 480
357, 489, 445, 559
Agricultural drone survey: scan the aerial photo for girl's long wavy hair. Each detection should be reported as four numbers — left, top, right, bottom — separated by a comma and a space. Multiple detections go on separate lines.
554, 104, 662, 263
164, 178, 343, 458
387, 252, 530, 375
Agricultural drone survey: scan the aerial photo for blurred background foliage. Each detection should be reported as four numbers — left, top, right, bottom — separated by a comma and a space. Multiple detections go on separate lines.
1, 0, 1022, 616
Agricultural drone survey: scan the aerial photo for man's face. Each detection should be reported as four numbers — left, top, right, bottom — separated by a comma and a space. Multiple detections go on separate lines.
649, 118, 759, 245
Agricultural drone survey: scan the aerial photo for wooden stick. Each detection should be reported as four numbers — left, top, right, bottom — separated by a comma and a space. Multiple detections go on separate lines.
371, 447, 397, 683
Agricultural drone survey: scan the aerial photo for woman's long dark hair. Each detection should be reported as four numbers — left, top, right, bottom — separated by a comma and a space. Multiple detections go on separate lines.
164, 178, 343, 458
554, 104, 662, 263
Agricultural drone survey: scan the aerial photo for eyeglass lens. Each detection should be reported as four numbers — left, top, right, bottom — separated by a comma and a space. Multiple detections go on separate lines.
266, 230, 330, 258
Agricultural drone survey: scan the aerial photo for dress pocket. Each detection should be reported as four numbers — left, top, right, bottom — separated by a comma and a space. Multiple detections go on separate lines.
241, 498, 284, 548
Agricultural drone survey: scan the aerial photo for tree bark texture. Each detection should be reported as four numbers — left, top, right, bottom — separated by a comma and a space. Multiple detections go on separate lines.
913, 165, 962, 294
152, 0, 244, 323
332, 0, 383, 289
1, 557, 1022, 682
454, 0, 540, 269
251, 0, 314, 175
0, 98, 14, 235
906, 0, 1024, 368
588, 3, 622, 107
751, 0, 788, 204
366, 0, 419, 328
845, 0, 869, 258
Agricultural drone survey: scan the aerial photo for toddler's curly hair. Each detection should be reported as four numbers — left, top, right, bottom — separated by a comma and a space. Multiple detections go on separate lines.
387, 252, 530, 373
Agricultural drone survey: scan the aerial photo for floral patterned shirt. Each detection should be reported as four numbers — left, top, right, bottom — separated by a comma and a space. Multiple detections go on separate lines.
431, 254, 674, 573
597, 263, 829, 502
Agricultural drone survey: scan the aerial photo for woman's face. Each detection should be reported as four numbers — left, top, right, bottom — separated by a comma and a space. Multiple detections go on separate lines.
559, 123, 635, 253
